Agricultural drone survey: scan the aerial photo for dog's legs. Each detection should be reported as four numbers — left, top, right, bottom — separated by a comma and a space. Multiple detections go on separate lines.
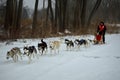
41, 49, 44, 55
13, 55, 18, 62
66, 46, 68, 51
34, 52, 39, 59
84, 44, 87, 48
19, 52, 22, 60
32, 52, 35, 58
50, 48, 53, 54
16, 55, 18, 62
86, 41, 89, 47
56, 49, 59, 54
36, 53, 39, 59
28, 54, 32, 64
18, 50, 23, 60
13, 55, 16, 62
38, 50, 41, 56
57, 49, 59, 54
69, 46, 71, 51
77, 45, 80, 51
50, 48, 52, 54
54, 49, 56, 54
44, 48, 47, 55
20, 54, 22, 60
38, 49, 42, 56
43, 48, 45, 55
68, 46, 70, 51
38, 49, 40, 54
38, 49, 41, 54
71, 46, 75, 51
87, 42, 90, 47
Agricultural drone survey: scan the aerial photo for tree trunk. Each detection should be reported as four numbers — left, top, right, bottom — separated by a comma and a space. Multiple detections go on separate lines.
32, 0, 39, 38
54, 0, 58, 34
4, 0, 18, 39
15, 0, 23, 38
58, 0, 62, 32
4, 0, 13, 38
80, 0, 87, 27
87, 0, 102, 25
58, 0, 67, 33
73, 0, 81, 32
11, 0, 18, 39
62, 0, 67, 32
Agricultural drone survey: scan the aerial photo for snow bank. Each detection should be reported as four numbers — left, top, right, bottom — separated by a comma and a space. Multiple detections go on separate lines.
0, 34, 120, 80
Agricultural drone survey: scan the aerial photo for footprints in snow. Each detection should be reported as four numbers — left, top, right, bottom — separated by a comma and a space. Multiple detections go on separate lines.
114, 56, 120, 59
83, 55, 120, 59
83, 55, 101, 59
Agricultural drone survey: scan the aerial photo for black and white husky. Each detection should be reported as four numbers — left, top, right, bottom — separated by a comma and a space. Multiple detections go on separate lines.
74, 39, 89, 48
6, 47, 22, 62
38, 39, 47, 55
65, 39, 74, 50
23, 46, 37, 63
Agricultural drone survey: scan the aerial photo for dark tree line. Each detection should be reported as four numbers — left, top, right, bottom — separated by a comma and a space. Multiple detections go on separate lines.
46, 0, 103, 33
4, 0, 23, 39
0, 0, 120, 39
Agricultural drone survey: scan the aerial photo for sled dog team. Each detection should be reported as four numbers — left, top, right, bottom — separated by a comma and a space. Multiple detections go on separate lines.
6, 21, 106, 63
6, 36, 102, 63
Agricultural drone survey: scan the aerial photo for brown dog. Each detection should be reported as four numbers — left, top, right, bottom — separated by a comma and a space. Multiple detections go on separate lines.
6, 47, 22, 62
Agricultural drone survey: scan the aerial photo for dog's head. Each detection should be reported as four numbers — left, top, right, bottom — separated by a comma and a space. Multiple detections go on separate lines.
65, 39, 70, 44
65, 40, 74, 47
74, 39, 80, 45
29, 46, 34, 53
88, 39, 94, 43
23, 46, 29, 55
49, 41, 54, 49
88, 39, 92, 42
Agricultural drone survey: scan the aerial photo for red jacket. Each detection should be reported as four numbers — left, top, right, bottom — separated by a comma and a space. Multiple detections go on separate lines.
97, 24, 106, 35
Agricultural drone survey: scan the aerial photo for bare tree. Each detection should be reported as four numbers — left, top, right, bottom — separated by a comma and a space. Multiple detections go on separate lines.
32, 0, 39, 37
87, 0, 102, 25
80, 0, 87, 27
73, 0, 81, 32
46, 0, 54, 34
15, 0, 23, 38
4, 0, 18, 39
57, 0, 67, 33
54, 0, 58, 33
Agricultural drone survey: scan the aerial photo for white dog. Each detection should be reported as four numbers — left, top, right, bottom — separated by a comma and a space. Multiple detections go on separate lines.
65, 39, 74, 51
49, 41, 61, 54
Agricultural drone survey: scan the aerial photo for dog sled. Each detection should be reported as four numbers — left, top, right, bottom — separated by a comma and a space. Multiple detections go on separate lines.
94, 33, 103, 44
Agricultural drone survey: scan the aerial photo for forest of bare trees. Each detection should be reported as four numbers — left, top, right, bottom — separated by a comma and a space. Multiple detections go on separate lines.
0, 0, 120, 40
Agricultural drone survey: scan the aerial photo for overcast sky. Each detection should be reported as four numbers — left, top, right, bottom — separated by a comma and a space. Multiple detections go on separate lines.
24, 0, 47, 10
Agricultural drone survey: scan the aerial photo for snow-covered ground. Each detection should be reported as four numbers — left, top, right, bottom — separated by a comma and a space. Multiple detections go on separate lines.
0, 34, 120, 80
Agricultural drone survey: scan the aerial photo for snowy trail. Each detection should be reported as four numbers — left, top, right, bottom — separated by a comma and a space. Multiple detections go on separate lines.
0, 34, 120, 80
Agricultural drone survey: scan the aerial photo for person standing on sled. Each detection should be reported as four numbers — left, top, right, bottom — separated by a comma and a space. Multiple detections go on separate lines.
97, 21, 107, 43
